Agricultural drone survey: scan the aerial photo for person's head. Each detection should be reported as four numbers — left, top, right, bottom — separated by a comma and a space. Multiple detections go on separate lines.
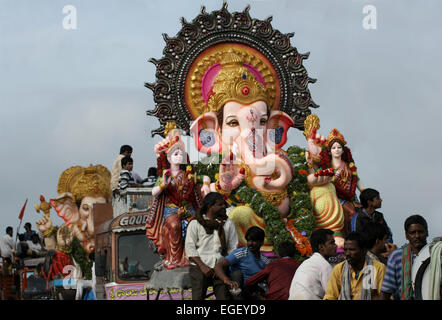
120, 145, 133, 156
360, 188, 382, 209
31, 233, 40, 244
148, 167, 157, 178
344, 232, 367, 267
310, 229, 337, 258
404, 215, 428, 252
198, 192, 228, 219
18, 233, 25, 241
277, 241, 297, 258
245, 226, 265, 254
361, 222, 389, 255
121, 156, 134, 171
6, 226, 13, 236
24, 222, 32, 231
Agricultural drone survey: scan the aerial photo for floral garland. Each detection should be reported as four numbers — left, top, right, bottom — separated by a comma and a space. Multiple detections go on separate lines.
71, 237, 92, 280
286, 218, 313, 257
194, 146, 316, 260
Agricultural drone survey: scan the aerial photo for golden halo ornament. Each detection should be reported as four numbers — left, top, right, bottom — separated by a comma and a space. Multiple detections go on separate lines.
145, 2, 319, 137
56, 164, 111, 203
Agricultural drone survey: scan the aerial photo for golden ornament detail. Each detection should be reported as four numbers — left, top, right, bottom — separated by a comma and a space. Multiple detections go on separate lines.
57, 164, 111, 202
186, 46, 277, 118
35, 195, 51, 217
326, 128, 347, 148
207, 49, 273, 112
163, 121, 177, 137
303, 114, 320, 140
260, 189, 288, 207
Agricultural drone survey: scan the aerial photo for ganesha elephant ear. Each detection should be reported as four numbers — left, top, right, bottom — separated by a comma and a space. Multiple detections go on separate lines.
50, 192, 80, 226
266, 110, 294, 149
190, 112, 222, 154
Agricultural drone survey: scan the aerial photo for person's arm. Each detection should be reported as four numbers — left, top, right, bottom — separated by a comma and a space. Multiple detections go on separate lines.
321, 265, 333, 293
381, 242, 397, 259
323, 265, 341, 300
214, 258, 239, 289
245, 265, 269, 290
189, 256, 214, 278
111, 157, 122, 191
379, 251, 399, 300
374, 263, 386, 300
225, 220, 238, 254
7, 236, 15, 255
184, 221, 214, 278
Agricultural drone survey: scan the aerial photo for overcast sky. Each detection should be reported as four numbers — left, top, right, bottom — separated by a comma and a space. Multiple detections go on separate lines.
1, 0, 441, 247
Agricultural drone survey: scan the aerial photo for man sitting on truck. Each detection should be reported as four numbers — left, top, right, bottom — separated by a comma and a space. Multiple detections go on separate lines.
185, 192, 238, 300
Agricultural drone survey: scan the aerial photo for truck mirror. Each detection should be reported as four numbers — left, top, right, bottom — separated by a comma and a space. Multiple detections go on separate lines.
95, 253, 106, 277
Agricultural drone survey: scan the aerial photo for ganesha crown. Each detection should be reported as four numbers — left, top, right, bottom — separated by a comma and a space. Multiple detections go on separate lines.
207, 49, 274, 113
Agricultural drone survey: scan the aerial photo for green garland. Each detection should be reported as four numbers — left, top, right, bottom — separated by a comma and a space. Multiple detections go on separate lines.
193, 152, 223, 182
193, 146, 316, 260
71, 237, 93, 280
286, 145, 316, 238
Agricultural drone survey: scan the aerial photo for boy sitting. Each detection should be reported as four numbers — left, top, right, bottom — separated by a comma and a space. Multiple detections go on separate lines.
118, 156, 142, 191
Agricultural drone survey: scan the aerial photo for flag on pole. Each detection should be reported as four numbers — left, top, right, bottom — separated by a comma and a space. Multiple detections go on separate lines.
18, 198, 28, 220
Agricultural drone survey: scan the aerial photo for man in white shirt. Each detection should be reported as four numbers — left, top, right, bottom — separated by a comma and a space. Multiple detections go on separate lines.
111, 145, 132, 193
185, 192, 238, 300
289, 228, 337, 300
1, 226, 15, 275
27, 234, 44, 257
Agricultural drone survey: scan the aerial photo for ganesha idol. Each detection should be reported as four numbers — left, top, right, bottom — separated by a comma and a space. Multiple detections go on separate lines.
37, 164, 111, 255
188, 48, 304, 251
145, 4, 323, 253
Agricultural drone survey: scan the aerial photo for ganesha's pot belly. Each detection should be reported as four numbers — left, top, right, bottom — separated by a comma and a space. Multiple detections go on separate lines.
227, 206, 274, 251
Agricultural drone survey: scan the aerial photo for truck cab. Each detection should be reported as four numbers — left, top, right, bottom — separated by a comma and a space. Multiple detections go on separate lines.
94, 187, 161, 300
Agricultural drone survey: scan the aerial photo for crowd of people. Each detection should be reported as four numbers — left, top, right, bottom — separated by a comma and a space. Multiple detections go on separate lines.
0, 223, 47, 275
181, 190, 434, 300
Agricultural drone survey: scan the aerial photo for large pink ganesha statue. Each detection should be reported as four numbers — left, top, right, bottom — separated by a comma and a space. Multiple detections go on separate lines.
145, 5, 326, 255
188, 48, 315, 251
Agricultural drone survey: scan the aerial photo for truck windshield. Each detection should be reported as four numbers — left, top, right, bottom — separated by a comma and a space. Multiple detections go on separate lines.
118, 233, 160, 281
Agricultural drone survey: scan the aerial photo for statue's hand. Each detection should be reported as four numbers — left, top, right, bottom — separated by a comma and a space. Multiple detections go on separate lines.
218, 152, 245, 192
307, 168, 334, 187
306, 128, 326, 161
36, 215, 53, 234
201, 175, 212, 197
162, 170, 172, 186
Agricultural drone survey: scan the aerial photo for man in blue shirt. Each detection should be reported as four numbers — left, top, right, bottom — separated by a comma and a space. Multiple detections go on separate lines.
214, 226, 270, 300
379, 215, 428, 300
23, 222, 37, 241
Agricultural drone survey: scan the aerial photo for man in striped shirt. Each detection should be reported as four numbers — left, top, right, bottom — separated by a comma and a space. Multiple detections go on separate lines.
379, 215, 428, 300
214, 226, 269, 300
118, 156, 142, 190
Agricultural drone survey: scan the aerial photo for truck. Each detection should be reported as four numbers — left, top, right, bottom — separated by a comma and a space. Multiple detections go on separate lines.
93, 187, 191, 300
